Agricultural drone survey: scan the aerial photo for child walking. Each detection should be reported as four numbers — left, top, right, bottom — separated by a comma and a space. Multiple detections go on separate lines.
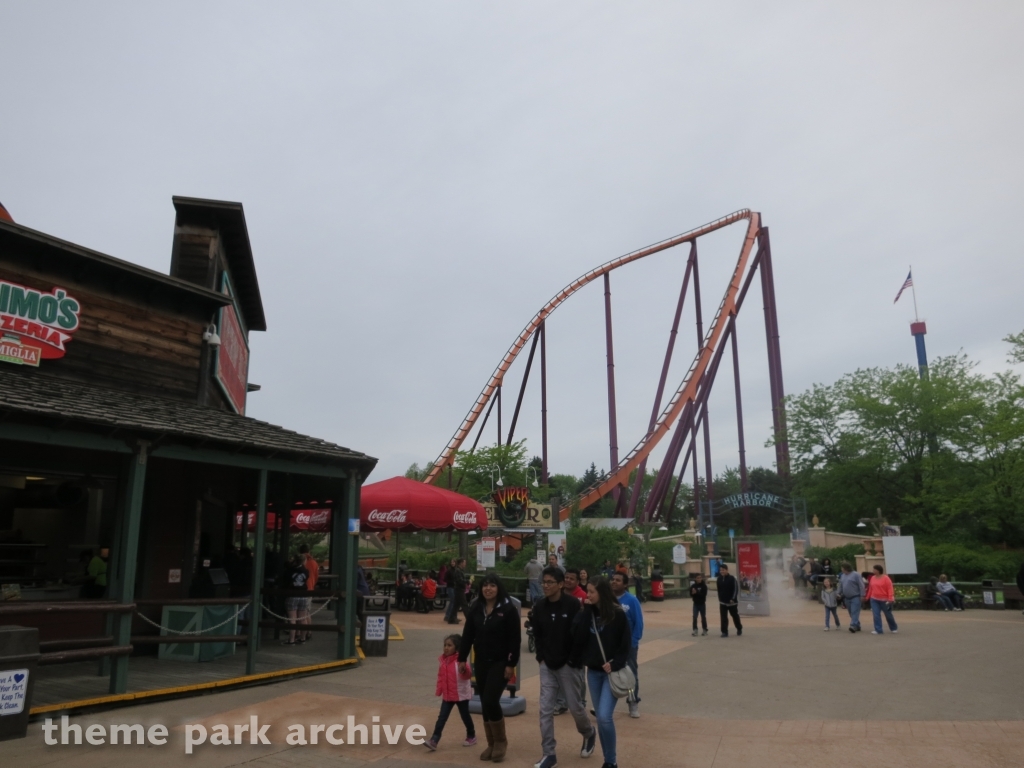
821, 578, 840, 631
426, 634, 477, 751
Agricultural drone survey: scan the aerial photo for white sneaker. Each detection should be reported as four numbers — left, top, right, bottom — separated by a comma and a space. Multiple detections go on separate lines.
891, 630, 898, 634
824, 627, 830, 632
627, 701, 640, 718
871, 630, 880, 635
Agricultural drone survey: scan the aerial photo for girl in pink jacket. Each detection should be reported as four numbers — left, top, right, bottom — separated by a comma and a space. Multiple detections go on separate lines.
426, 634, 477, 751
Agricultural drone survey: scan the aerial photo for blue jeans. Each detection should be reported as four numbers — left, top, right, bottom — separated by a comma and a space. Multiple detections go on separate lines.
824, 606, 839, 628
935, 594, 955, 610
870, 598, 898, 633
431, 699, 475, 743
444, 587, 455, 620
528, 580, 543, 603
587, 668, 619, 766
845, 596, 862, 629
627, 645, 639, 703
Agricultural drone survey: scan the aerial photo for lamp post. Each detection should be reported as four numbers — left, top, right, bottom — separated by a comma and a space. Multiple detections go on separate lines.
489, 467, 504, 492
526, 467, 540, 488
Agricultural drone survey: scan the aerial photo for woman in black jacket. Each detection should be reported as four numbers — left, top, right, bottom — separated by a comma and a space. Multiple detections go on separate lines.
574, 576, 631, 768
458, 574, 520, 763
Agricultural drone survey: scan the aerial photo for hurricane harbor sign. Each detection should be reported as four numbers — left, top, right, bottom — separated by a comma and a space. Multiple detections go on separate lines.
0, 280, 81, 367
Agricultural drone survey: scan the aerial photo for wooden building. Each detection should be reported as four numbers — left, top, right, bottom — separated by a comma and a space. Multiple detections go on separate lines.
0, 198, 375, 701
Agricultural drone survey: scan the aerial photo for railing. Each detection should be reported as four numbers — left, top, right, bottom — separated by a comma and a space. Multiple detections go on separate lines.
132, 597, 251, 644
0, 601, 134, 665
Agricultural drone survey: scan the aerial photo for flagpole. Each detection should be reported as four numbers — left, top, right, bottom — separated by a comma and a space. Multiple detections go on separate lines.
909, 265, 919, 321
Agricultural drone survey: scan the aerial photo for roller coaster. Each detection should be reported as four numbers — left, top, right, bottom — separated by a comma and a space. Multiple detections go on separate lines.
423, 210, 788, 534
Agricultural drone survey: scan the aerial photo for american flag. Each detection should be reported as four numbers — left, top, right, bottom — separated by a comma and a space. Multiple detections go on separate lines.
893, 270, 913, 304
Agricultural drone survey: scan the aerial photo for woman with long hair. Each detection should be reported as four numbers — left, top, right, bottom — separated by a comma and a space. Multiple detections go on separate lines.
458, 573, 521, 762
574, 576, 631, 768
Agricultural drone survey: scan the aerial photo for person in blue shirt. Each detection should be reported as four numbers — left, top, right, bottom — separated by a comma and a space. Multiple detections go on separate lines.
609, 571, 644, 719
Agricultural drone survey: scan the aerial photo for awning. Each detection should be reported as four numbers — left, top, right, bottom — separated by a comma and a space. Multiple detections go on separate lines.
359, 476, 487, 532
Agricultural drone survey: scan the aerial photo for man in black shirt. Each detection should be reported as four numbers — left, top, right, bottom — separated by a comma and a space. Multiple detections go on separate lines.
447, 558, 467, 625
689, 572, 708, 637
716, 564, 743, 637
530, 566, 596, 768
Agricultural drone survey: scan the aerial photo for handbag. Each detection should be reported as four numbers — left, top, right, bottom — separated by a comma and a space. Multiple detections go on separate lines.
592, 613, 636, 699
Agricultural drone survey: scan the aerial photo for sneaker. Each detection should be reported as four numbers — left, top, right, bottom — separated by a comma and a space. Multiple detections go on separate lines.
721, 632, 728, 638
848, 627, 855, 634
534, 755, 558, 768
628, 701, 640, 719
600, 763, 618, 768
871, 630, 880, 635
836, 624, 841, 629
692, 629, 698, 637
581, 729, 596, 758
553, 706, 568, 716
463, 736, 477, 746
891, 630, 898, 634
702, 629, 708, 636
824, 627, 830, 632
737, 627, 742, 636
424, 738, 438, 751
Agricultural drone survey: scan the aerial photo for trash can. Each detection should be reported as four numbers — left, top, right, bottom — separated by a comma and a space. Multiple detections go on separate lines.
0, 626, 40, 741
360, 610, 391, 657
650, 569, 665, 601
981, 580, 1005, 610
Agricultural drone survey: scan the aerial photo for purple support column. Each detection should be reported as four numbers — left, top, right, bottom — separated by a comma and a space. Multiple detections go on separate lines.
506, 329, 540, 446
629, 246, 694, 520
603, 273, 621, 509
540, 321, 548, 484
760, 226, 789, 475
729, 318, 750, 535
692, 250, 714, 506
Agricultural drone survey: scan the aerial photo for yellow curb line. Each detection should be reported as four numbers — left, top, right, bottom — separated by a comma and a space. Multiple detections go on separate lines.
29, 656, 359, 716
390, 622, 405, 641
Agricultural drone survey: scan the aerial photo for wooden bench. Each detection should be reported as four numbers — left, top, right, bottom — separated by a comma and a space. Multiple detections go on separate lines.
1005, 584, 1024, 609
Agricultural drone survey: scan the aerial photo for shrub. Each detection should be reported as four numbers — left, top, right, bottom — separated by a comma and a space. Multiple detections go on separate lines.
804, 543, 865, 566
915, 543, 1024, 582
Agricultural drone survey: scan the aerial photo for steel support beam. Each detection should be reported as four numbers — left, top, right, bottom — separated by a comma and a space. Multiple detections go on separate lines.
759, 226, 789, 475
540, 322, 549, 483
730, 318, 751, 535
245, 468, 268, 674
109, 441, 148, 694
496, 385, 502, 447
506, 329, 540, 446
603, 273, 620, 502
630, 244, 694, 521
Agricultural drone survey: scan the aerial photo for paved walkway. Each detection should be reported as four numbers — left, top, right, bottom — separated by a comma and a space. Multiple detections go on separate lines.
11, 579, 1024, 767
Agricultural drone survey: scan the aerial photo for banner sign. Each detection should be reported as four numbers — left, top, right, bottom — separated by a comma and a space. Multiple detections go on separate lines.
0, 280, 81, 367
482, 501, 554, 530
481, 537, 496, 568
547, 531, 566, 567
214, 273, 249, 415
736, 541, 770, 616
235, 508, 331, 532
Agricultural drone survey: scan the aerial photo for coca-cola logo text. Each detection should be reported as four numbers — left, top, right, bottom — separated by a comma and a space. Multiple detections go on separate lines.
367, 509, 408, 524
453, 510, 478, 525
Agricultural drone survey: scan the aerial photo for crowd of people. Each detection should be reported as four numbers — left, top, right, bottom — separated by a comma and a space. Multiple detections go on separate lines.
426, 560, 644, 768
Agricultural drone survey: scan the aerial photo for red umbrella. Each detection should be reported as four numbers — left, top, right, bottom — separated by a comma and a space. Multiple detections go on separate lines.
360, 477, 487, 532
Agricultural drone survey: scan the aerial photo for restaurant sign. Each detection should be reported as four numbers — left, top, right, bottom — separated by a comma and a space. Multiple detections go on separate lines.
0, 281, 81, 367
482, 500, 554, 530
214, 273, 249, 415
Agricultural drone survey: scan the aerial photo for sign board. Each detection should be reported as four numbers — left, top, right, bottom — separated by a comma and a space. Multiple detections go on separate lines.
364, 615, 387, 641
168, 568, 181, 584
214, 273, 249, 415
475, 543, 484, 570
883, 535, 918, 575
348, 517, 360, 535
672, 544, 687, 564
499, 541, 507, 558
0, 281, 81, 368
547, 531, 566, 567
482, 502, 554, 530
882, 525, 902, 537
481, 538, 496, 568
736, 541, 770, 616
0, 668, 29, 715
728, 529, 735, 539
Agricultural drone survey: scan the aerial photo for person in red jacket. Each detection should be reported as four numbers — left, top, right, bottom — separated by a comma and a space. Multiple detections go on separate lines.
426, 634, 476, 751
866, 564, 898, 635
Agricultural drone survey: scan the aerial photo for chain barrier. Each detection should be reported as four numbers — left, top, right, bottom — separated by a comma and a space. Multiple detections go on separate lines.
133, 604, 249, 636
260, 596, 336, 622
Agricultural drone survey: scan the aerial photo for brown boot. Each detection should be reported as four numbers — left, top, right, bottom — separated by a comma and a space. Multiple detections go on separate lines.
479, 721, 494, 760
490, 718, 507, 762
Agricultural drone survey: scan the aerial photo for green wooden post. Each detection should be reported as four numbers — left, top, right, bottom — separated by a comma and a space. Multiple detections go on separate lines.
337, 474, 359, 660
109, 441, 149, 694
246, 469, 268, 675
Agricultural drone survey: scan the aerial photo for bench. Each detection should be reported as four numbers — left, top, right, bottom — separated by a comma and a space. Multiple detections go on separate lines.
1005, 585, 1024, 609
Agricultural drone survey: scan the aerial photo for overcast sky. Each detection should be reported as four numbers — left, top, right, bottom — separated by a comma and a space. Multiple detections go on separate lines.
2, 3, 1022, 485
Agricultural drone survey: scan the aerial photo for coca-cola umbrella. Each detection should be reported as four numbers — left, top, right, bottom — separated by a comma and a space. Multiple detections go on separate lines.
360, 477, 487, 584
360, 477, 487, 533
